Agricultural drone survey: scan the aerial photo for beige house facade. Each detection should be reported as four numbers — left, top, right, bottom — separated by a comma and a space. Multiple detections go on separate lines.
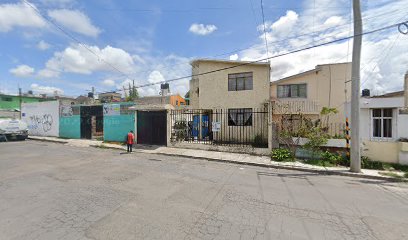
270, 63, 351, 127
189, 59, 270, 109
182, 59, 271, 147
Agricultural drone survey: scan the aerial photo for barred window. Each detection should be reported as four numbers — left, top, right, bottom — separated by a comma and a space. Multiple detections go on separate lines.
228, 72, 253, 91
228, 108, 252, 126
277, 84, 307, 98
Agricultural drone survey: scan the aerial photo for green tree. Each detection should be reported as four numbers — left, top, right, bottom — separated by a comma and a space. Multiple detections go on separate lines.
126, 82, 139, 102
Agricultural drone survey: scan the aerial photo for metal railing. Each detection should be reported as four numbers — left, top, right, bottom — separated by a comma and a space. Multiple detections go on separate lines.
170, 108, 269, 148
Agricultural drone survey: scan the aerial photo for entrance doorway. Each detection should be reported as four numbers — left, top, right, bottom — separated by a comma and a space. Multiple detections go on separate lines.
80, 106, 103, 139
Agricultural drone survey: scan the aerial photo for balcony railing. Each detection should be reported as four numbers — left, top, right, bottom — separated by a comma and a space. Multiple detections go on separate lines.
271, 100, 320, 114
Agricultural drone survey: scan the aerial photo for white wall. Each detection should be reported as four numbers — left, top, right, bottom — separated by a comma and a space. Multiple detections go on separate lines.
21, 101, 60, 137
397, 114, 408, 139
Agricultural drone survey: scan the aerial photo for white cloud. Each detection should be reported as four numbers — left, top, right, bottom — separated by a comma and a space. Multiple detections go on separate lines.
269, 10, 298, 34
48, 9, 101, 37
30, 83, 64, 95
323, 16, 344, 27
102, 79, 115, 87
37, 68, 60, 78
229, 54, 239, 61
40, 44, 135, 76
40, 0, 74, 7
37, 40, 51, 50
237, 0, 408, 94
189, 23, 217, 35
9, 64, 35, 77
0, 2, 46, 32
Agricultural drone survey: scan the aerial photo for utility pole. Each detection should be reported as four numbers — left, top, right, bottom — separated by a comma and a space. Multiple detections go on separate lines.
350, 0, 363, 172
18, 87, 22, 119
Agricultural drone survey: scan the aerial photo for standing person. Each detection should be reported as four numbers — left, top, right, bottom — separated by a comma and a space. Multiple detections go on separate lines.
127, 130, 135, 153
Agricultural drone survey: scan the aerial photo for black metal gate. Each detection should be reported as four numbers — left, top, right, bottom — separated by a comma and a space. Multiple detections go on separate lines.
137, 111, 167, 145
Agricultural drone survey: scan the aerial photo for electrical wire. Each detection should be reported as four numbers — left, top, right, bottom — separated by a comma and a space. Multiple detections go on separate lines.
112, 20, 407, 93
107, 6, 408, 80
23, 0, 134, 80
260, 0, 270, 58
20, 0, 407, 96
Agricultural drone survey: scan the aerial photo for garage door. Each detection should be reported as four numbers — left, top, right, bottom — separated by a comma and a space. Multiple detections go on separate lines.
137, 111, 167, 146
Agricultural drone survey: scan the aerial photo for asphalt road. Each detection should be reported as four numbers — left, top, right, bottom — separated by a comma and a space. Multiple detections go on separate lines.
1, 140, 408, 240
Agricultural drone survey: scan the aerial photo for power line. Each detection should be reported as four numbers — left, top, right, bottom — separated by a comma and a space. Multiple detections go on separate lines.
113, 20, 407, 93
27, 0, 408, 84
360, 33, 402, 88
260, 0, 270, 58
23, 0, 133, 80
22, 0, 407, 96
107, 6, 408, 80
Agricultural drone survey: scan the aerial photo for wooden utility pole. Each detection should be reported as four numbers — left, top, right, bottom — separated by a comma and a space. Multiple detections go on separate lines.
350, 0, 363, 172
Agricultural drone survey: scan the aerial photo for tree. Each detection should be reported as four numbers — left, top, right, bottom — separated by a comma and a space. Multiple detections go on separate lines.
126, 82, 139, 102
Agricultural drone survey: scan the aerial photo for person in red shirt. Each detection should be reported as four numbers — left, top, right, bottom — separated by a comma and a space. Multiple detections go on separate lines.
127, 130, 135, 153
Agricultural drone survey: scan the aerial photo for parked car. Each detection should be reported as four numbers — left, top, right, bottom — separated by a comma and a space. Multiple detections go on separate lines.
0, 118, 29, 141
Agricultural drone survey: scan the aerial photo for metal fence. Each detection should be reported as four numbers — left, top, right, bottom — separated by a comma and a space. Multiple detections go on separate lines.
170, 108, 269, 148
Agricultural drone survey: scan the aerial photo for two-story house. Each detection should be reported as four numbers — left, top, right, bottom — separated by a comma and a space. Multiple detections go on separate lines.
270, 62, 351, 135
185, 59, 271, 146
189, 59, 270, 109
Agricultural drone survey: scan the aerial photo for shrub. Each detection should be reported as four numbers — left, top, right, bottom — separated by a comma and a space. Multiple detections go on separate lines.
321, 151, 343, 165
361, 156, 385, 170
271, 148, 293, 162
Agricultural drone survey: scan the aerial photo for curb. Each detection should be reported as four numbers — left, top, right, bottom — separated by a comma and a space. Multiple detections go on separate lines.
28, 137, 68, 144
27, 137, 405, 182
147, 152, 406, 182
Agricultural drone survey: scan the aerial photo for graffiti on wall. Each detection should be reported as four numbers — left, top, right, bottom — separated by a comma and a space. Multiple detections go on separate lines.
21, 101, 59, 137
28, 114, 54, 132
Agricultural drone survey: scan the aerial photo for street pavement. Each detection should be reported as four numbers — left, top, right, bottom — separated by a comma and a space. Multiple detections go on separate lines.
1, 140, 408, 240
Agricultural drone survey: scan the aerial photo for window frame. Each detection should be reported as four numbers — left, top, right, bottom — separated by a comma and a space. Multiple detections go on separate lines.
228, 108, 253, 126
277, 83, 307, 98
228, 72, 253, 91
371, 108, 394, 140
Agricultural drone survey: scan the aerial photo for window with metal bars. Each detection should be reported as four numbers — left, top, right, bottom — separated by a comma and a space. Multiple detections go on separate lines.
228, 108, 252, 126
372, 108, 393, 139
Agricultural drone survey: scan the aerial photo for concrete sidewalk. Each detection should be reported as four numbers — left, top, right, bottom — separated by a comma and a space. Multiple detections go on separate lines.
28, 136, 406, 182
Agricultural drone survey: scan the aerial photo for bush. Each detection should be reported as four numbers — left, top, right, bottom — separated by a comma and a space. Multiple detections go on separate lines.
361, 156, 385, 170
321, 151, 343, 165
271, 148, 293, 162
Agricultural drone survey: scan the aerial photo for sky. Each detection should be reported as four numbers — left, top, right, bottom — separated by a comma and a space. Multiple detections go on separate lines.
0, 0, 407, 98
